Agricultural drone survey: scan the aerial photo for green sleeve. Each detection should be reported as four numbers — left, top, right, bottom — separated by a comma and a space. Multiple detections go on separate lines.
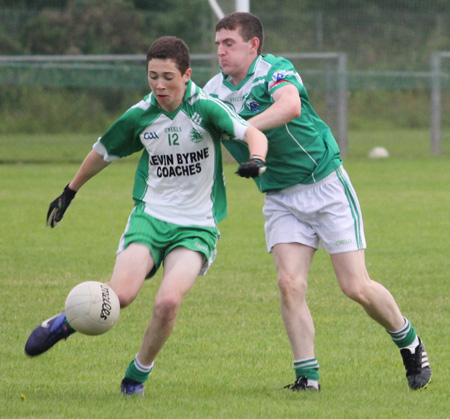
265, 55, 308, 101
99, 108, 144, 159
201, 95, 250, 141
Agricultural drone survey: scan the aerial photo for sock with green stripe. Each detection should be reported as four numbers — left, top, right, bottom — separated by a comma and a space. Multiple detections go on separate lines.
387, 317, 419, 353
294, 358, 320, 389
125, 355, 154, 384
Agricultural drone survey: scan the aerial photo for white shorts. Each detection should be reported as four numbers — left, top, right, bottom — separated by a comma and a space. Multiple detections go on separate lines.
263, 166, 366, 254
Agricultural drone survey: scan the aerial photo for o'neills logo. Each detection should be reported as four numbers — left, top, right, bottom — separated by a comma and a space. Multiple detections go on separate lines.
100, 284, 113, 320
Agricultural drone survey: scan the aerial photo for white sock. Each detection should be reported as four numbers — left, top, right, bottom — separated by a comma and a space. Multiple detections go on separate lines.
400, 336, 420, 354
134, 354, 154, 373
307, 379, 320, 389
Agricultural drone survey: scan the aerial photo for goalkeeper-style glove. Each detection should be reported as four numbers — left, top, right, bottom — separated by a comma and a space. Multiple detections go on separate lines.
46, 184, 77, 228
236, 155, 267, 178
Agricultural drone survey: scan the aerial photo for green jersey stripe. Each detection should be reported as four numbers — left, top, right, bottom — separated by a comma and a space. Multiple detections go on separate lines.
336, 166, 363, 249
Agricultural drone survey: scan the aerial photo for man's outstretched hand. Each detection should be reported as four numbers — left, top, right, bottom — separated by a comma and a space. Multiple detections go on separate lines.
46, 184, 77, 228
236, 157, 266, 178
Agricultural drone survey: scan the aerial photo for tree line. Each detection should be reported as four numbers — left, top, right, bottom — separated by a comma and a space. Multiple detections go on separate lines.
1, 0, 450, 71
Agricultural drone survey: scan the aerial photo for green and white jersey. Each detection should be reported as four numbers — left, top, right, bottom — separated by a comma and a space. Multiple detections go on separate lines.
204, 54, 342, 192
93, 80, 249, 227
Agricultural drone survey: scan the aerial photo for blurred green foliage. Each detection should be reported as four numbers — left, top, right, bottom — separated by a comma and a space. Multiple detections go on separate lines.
1, 1, 450, 136
1, 0, 450, 70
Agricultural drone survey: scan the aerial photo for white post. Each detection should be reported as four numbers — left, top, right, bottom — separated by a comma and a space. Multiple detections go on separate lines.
430, 52, 441, 155
337, 53, 348, 157
208, 0, 224, 19
236, 0, 250, 12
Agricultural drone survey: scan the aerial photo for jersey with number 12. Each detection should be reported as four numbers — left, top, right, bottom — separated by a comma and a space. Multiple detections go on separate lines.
93, 80, 250, 227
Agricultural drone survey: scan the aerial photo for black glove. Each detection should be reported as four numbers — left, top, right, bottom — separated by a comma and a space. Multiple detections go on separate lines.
235, 156, 267, 178
46, 184, 77, 228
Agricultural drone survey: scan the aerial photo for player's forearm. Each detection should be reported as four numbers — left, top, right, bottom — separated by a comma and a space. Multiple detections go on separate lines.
248, 84, 301, 131
244, 125, 268, 159
68, 149, 110, 191
248, 106, 296, 131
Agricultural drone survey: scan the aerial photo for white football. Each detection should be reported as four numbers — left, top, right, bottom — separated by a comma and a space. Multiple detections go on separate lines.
65, 281, 120, 336
368, 146, 389, 158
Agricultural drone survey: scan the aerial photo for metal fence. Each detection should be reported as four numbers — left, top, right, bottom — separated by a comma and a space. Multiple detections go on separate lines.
0, 52, 349, 153
2, 52, 450, 155
430, 51, 450, 154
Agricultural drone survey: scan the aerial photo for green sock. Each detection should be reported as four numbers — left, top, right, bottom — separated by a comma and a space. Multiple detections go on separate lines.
125, 356, 153, 384
294, 358, 320, 381
387, 317, 417, 348
64, 317, 76, 333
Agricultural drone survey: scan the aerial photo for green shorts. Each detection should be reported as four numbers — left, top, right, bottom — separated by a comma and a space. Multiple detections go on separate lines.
117, 204, 220, 278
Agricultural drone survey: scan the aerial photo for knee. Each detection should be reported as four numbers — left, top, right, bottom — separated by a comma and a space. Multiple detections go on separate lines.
116, 291, 136, 309
109, 285, 137, 309
153, 295, 181, 323
106, 276, 144, 309
278, 272, 307, 300
340, 280, 370, 305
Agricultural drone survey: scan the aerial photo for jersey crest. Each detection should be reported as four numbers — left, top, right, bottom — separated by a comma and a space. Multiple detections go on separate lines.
245, 99, 261, 113
272, 69, 288, 82
190, 128, 204, 143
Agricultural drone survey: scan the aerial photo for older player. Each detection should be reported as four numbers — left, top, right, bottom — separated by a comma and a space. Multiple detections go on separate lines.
25, 36, 268, 396
204, 12, 431, 391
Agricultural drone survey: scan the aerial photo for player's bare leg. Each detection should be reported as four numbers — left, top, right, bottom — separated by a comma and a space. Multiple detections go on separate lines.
273, 243, 316, 359
330, 249, 404, 330
137, 247, 203, 365
107, 243, 154, 308
121, 247, 203, 395
331, 249, 431, 389
273, 243, 320, 391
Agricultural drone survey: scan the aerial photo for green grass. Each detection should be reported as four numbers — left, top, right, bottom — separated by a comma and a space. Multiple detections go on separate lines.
1, 127, 450, 164
1, 145, 449, 417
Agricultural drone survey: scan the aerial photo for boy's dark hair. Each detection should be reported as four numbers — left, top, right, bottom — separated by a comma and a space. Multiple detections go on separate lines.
216, 12, 264, 55
146, 36, 190, 74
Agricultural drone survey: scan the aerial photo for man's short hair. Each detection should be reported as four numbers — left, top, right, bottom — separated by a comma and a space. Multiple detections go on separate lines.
216, 12, 264, 55
147, 36, 190, 74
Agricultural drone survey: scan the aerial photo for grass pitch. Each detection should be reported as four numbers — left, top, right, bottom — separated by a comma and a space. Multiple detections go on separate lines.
1, 143, 449, 418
